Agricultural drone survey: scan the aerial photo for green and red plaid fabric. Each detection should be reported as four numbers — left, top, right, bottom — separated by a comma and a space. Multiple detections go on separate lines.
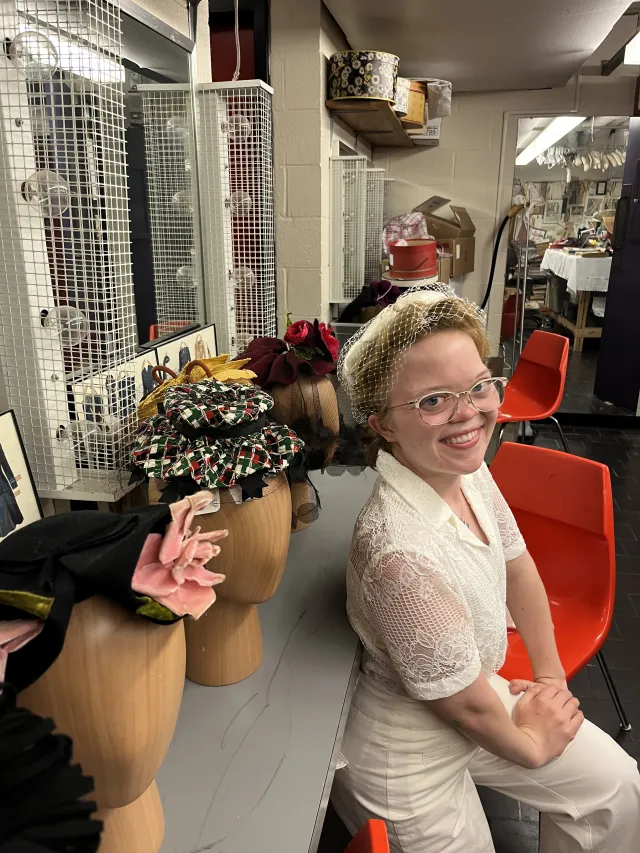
164, 380, 273, 431
131, 381, 303, 489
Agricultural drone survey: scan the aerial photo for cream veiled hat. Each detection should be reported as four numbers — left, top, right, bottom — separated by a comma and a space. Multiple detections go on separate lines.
337, 284, 486, 424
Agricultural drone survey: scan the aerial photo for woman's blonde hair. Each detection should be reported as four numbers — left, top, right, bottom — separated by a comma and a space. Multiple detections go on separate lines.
337, 288, 489, 465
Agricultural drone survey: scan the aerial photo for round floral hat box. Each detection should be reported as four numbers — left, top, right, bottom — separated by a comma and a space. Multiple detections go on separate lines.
328, 50, 399, 102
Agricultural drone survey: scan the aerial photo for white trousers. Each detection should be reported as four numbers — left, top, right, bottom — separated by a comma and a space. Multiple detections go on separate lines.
331, 673, 640, 853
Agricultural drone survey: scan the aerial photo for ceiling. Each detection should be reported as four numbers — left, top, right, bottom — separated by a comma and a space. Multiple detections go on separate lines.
323, 0, 633, 92
516, 116, 629, 152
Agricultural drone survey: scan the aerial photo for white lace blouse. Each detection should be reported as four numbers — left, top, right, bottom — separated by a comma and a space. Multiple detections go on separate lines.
346, 451, 527, 701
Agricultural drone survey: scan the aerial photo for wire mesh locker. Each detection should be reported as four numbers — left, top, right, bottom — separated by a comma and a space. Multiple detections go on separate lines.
196, 80, 275, 355
0, 0, 137, 500
383, 177, 395, 224
138, 83, 202, 336
330, 156, 366, 301
364, 168, 385, 284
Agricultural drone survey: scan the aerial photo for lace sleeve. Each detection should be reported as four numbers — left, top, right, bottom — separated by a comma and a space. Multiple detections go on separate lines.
364, 551, 481, 701
482, 465, 527, 561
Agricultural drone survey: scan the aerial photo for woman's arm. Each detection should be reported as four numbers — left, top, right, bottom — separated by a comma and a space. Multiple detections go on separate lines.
506, 550, 565, 685
364, 550, 580, 766
429, 673, 582, 768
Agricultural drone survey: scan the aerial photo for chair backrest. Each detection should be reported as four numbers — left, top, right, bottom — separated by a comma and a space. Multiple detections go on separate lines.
345, 820, 390, 853
510, 331, 569, 415
490, 442, 615, 617
521, 330, 569, 373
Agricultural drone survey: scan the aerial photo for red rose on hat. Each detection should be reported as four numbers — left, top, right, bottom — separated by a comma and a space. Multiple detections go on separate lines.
284, 319, 313, 346
317, 321, 339, 362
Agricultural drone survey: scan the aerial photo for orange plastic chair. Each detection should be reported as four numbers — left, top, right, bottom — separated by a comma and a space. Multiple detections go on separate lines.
498, 330, 570, 452
491, 441, 630, 731
345, 820, 390, 853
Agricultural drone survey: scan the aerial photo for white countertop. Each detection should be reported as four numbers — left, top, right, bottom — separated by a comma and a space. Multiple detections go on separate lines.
158, 468, 375, 853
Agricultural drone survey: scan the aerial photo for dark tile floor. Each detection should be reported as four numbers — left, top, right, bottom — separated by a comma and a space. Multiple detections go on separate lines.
320, 423, 640, 852
557, 339, 632, 417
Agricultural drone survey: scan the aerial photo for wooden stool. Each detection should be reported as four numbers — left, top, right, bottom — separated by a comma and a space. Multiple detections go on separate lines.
20, 595, 186, 853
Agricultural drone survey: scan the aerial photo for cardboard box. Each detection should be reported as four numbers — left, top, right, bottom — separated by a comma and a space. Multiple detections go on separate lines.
437, 255, 451, 284
401, 81, 426, 128
413, 196, 476, 277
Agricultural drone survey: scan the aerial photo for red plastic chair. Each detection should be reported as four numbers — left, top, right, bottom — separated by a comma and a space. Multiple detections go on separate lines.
498, 330, 570, 452
345, 820, 390, 853
491, 441, 630, 731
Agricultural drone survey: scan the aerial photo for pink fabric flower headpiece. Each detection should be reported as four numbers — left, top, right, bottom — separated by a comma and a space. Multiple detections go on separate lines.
132, 491, 227, 619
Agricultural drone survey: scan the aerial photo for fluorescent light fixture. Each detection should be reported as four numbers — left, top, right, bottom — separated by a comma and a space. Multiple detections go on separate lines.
625, 31, 640, 64
515, 116, 587, 166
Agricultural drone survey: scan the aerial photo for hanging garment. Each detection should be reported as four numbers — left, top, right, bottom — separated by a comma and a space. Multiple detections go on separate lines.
194, 335, 206, 360
105, 374, 117, 415
83, 394, 104, 424
0, 445, 23, 539
117, 375, 136, 417
178, 345, 191, 370
141, 362, 156, 396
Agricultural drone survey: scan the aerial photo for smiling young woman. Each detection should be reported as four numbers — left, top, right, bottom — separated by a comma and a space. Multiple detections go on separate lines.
333, 287, 640, 853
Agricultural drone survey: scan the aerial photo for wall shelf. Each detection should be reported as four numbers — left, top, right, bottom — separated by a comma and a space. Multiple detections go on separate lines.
325, 99, 415, 149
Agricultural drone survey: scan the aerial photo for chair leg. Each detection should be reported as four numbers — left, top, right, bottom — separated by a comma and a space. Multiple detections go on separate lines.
498, 424, 506, 447
596, 650, 632, 732
549, 415, 570, 453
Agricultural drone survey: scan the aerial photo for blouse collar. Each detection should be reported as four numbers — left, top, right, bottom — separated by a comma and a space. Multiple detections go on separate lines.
375, 450, 453, 528
375, 450, 491, 546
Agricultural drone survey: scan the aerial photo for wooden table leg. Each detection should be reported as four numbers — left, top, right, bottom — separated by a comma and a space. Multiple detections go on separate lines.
573, 291, 591, 353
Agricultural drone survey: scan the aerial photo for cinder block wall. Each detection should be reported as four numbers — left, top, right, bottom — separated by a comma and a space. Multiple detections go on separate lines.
271, 0, 371, 330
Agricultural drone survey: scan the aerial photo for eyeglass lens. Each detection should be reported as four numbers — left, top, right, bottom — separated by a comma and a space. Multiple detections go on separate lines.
418, 379, 505, 425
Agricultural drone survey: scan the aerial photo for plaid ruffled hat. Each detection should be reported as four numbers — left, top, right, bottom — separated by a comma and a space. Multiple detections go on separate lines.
131, 380, 303, 491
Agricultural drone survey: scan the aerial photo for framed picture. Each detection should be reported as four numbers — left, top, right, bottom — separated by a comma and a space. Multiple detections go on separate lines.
543, 201, 562, 223
585, 197, 605, 217
71, 363, 138, 426
0, 410, 42, 542
135, 350, 160, 403
156, 323, 218, 375
595, 181, 608, 196
569, 205, 584, 219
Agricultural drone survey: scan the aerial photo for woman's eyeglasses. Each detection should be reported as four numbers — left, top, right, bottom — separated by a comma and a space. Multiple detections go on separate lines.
389, 377, 508, 426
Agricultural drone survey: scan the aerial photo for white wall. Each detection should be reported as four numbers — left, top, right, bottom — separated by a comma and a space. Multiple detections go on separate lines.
133, 0, 212, 82
373, 77, 636, 344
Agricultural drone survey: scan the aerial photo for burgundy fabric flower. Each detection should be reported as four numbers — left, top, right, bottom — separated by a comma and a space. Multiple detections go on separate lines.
237, 337, 288, 387
132, 491, 227, 619
284, 319, 313, 346
236, 319, 340, 389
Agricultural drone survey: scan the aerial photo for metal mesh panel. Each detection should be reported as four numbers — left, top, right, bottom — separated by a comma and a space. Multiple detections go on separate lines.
139, 84, 202, 331
197, 81, 275, 355
330, 156, 366, 301
0, 0, 137, 499
364, 168, 385, 285
383, 177, 395, 223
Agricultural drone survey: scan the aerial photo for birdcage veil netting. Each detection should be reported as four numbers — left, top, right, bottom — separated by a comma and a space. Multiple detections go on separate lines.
337, 285, 487, 424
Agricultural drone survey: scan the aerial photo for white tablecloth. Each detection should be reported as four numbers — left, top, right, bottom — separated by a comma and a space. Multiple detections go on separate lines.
540, 248, 611, 295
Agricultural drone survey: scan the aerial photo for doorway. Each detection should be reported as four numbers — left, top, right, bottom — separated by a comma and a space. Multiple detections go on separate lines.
503, 115, 631, 418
